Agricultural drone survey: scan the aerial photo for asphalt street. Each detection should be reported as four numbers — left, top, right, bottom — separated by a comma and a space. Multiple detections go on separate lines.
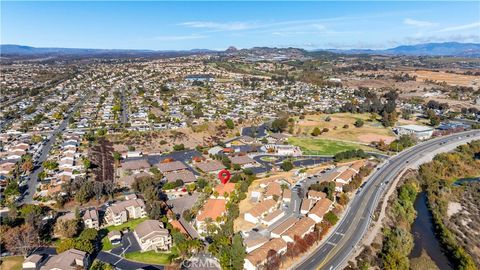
295, 130, 480, 270
20, 95, 88, 204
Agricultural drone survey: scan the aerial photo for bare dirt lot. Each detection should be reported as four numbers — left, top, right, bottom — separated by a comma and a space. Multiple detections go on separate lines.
108, 120, 244, 154
410, 70, 480, 88
295, 113, 396, 144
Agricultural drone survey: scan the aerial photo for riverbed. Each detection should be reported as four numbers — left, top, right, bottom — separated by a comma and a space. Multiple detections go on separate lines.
409, 191, 453, 270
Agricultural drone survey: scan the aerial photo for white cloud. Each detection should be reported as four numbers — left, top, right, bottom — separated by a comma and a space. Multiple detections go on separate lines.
437, 21, 480, 32
179, 21, 254, 31
154, 34, 207, 41
403, 18, 437, 27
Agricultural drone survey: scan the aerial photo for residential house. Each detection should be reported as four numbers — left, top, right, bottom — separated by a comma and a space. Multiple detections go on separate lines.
244, 238, 287, 270
261, 209, 285, 226
212, 182, 236, 199
82, 209, 99, 230
134, 219, 172, 252
244, 199, 277, 224
266, 133, 288, 144
281, 217, 316, 243
336, 169, 356, 184
263, 182, 281, 201
156, 161, 188, 173
120, 159, 151, 173
107, 231, 122, 246
195, 160, 225, 174
307, 190, 326, 201
282, 189, 291, 203
23, 254, 46, 270
243, 232, 269, 253
230, 155, 257, 168
196, 199, 227, 235
300, 199, 315, 215
40, 249, 88, 270
308, 198, 334, 223
104, 199, 146, 226
164, 170, 196, 184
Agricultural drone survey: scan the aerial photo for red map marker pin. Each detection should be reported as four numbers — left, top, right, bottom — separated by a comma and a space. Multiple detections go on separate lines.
218, 169, 231, 184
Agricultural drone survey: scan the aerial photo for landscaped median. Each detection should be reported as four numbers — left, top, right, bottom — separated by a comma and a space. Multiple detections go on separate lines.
124, 250, 177, 265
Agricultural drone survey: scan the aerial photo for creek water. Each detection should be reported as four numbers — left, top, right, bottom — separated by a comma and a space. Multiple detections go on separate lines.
409, 191, 454, 270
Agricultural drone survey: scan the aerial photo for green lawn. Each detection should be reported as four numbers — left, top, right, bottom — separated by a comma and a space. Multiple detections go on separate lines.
104, 217, 148, 232
101, 236, 120, 251
124, 251, 175, 265
288, 137, 372, 155
260, 156, 278, 162
0, 256, 23, 270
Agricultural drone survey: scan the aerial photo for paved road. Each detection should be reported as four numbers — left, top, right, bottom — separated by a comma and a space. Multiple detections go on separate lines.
20, 95, 88, 204
295, 130, 480, 270
120, 87, 128, 125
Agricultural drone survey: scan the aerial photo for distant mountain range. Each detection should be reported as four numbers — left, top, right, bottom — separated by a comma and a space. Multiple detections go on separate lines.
322, 42, 480, 57
1, 42, 479, 58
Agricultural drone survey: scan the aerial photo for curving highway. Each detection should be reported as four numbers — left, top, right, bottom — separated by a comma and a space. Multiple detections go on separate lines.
295, 130, 480, 270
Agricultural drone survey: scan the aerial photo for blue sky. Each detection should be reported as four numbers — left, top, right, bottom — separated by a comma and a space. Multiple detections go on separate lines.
1, 1, 479, 50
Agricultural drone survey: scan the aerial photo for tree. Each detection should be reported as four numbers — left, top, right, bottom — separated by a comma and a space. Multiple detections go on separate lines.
426, 109, 441, 126
270, 118, 288, 132
338, 193, 350, 206
281, 160, 294, 171
401, 108, 412, 120
82, 158, 91, 169
183, 209, 193, 222
93, 181, 104, 201
79, 228, 98, 242
225, 118, 235, 129
56, 238, 76, 253
43, 160, 59, 171
325, 116, 331, 122
324, 211, 339, 226
230, 233, 246, 269
310, 182, 335, 200
146, 200, 165, 220
3, 224, 39, 256
266, 249, 281, 270
90, 260, 114, 270
173, 144, 185, 151
19, 204, 43, 226
75, 181, 94, 203
54, 219, 79, 238
311, 127, 321, 136
21, 159, 33, 173
354, 119, 364, 128
113, 152, 121, 162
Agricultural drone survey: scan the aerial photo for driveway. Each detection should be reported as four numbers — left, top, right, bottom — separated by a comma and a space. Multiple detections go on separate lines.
111, 232, 141, 256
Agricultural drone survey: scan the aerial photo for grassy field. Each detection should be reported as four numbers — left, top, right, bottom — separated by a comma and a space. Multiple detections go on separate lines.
288, 137, 375, 155
104, 217, 148, 232
124, 251, 175, 265
0, 256, 23, 270
294, 113, 396, 144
